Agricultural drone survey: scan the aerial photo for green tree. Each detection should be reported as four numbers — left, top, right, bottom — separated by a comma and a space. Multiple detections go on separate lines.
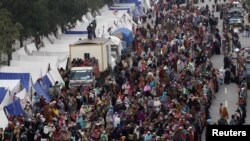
30, 0, 50, 47
54, 0, 109, 33
104, 0, 114, 5
2, 0, 32, 47
0, 5, 22, 65
86, 0, 106, 13
2, 0, 49, 47
47, 0, 63, 37
58, 0, 87, 32
1, 0, 112, 50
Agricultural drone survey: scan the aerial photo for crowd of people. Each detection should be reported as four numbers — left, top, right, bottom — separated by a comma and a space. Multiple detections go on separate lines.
0, 0, 248, 141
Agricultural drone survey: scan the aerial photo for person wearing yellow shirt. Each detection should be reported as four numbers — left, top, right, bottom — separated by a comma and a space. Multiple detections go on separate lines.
52, 107, 59, 117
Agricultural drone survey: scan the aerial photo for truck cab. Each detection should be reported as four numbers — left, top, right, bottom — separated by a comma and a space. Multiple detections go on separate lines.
69, 67, 95, 88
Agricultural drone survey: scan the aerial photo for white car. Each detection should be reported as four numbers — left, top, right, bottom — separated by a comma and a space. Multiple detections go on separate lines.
69, 67, 95, 88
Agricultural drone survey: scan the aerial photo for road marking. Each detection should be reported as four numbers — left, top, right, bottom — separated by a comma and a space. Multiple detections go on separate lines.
225, 100, 228, 108
225, 87, 227, 95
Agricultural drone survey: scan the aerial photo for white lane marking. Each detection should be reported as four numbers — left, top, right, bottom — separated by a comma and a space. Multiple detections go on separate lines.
225, 87, 227, 95
225, 100, 228, 108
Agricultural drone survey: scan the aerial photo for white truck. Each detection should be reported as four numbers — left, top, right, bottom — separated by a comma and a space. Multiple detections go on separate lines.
69, 67, 95, 88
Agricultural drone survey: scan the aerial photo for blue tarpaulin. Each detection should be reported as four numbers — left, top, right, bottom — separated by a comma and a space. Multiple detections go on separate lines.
132, 8, 140, 17
138, 6, 145, 16
0, 73, 30, 92
109, 7, 131, 12
112, 28, 133, 47
33, 81, 51, 102
42, 75, 52, 87
132, 6, 145, 17
119, 0, 141, 6
4, 99, 26, 117
0, 87, 7, 104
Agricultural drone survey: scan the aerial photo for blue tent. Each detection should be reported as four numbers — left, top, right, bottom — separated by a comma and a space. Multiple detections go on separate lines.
33, 81, 51, 102
4, 99, 26, 117
0, 87, 7, 104
32, 74, 52, 102
132, 6, 145, 17
109, 7, 131, 13
112, 28, 133, 47
132, 8, 140, 17
42, 75, 52, 87
0, 73, 30, 92
137, 6, 145, 16
119, 0, 141, 6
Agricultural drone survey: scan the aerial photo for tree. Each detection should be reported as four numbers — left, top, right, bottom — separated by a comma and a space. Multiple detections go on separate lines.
47, 0, 63, 37
2, 0, 32, 47
58, 0, 88, 32
104, 0, 114, 5
0, 5, 22, 65
2, 0, 49, 47
51, 0, 108, 34
86, 0, 106, 13
1, 0, 112, 50
30, 0, 50, 47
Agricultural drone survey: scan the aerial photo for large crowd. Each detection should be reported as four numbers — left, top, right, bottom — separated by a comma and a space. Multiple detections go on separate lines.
0, 0, 248, 141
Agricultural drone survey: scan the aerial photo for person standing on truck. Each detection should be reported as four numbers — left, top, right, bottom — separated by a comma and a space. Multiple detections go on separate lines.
87, 24, 92, 40
91, 20, 96, 38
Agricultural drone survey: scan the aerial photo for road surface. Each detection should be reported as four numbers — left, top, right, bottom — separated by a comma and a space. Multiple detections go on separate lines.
195, 0, 250, 140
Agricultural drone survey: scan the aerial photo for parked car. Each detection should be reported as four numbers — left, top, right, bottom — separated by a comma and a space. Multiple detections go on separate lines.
227, 7, 244, 19
228, 16, 244, 32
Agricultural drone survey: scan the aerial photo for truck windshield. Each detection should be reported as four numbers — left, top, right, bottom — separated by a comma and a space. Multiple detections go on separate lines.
70, 70, 92, 80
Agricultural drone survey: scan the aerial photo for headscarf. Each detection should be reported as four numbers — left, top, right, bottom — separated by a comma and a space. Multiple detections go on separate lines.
161, 91, 167, 101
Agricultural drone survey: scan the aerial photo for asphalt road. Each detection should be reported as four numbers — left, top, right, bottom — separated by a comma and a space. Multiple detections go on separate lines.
195, 0, 250, 140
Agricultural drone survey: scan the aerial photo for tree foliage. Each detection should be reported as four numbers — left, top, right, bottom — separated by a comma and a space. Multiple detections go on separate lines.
0, 0, 111, 63
2, 0, 49, 46
0, 0, 114, 64
58, 0, 87, 32
1, 0, 110, 47
0, 4, 22, 64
